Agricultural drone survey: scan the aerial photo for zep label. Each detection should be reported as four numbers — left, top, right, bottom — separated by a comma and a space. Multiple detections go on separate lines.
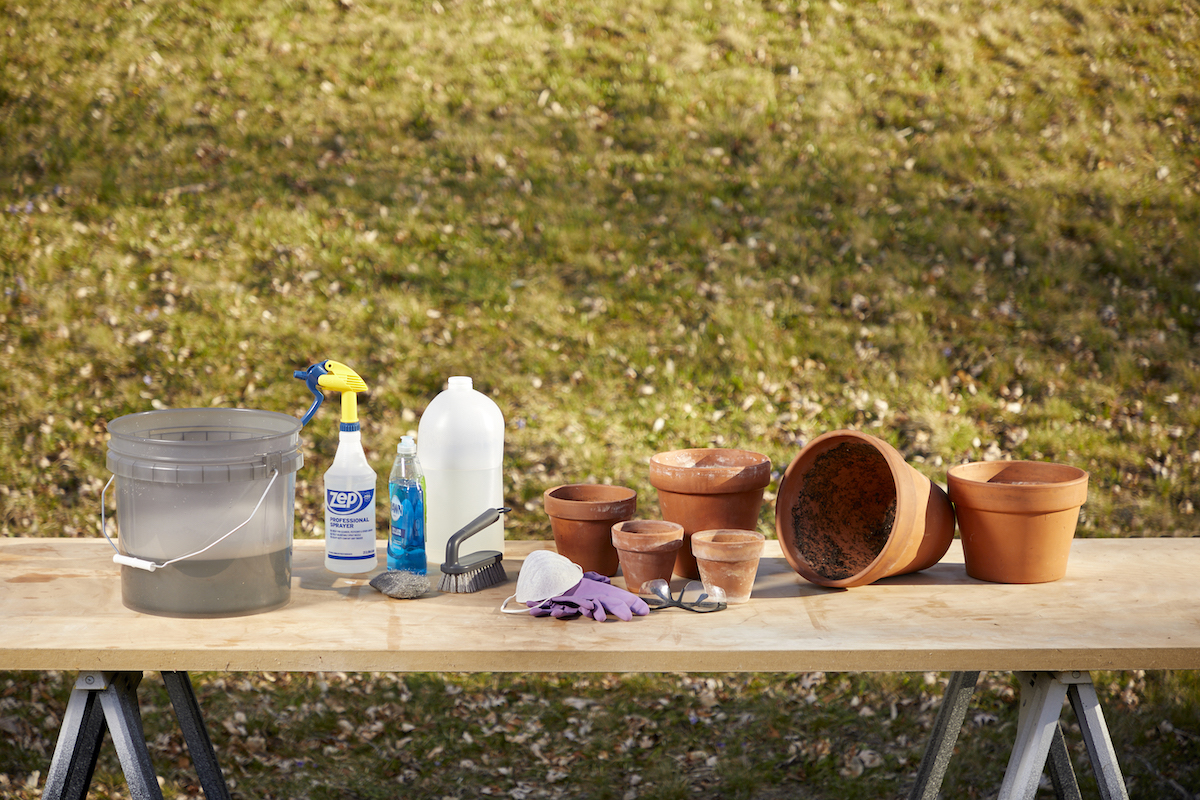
328, 489, 374, 516
325, 487, 376, 561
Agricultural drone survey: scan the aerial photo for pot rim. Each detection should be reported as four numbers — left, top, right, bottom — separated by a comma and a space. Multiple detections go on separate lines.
691, 528, 765, 562
648, 448, 771, 495
948, 460, 1088, 513
612, 519, 684, 537
612, 519, 685, 551
543, 484, 638, 521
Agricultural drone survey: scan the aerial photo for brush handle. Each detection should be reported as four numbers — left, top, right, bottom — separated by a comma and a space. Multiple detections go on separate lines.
442, 549, 503, 575
443, 507, 510, 565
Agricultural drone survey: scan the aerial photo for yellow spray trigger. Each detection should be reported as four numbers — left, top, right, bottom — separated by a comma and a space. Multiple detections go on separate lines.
316, 361, 368, 425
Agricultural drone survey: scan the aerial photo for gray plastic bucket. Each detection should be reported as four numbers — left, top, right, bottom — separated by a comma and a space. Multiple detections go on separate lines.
106, 408, 303, 617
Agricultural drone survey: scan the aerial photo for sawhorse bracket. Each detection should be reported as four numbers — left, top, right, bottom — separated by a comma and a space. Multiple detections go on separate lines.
41, 671, 231, 800
909, 670, 1128, 800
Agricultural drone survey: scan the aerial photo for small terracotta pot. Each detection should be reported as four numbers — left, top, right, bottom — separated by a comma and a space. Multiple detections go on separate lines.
543, 484, 637, 576
648, 448, 771, 580
691, 529, 765, 604
948, 461, 1089, 584
611, 519, 684, 594
775, 430, 955, 588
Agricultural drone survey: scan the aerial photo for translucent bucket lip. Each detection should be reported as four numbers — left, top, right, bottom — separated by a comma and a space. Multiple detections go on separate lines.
107, 408, 303, 484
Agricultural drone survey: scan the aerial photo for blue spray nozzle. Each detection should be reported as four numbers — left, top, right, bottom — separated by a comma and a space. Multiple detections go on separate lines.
295, 361, 331, 428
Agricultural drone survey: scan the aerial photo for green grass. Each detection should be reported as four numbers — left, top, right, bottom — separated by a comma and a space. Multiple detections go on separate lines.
3, 0, 1200, 796
2, 670, 1198, 799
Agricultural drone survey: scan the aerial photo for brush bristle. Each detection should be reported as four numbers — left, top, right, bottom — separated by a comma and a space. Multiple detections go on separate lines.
438, 561, 507, 593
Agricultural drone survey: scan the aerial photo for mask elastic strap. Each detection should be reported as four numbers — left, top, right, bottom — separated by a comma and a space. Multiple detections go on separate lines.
500, 594, 554, 614
500, 594, 527, 614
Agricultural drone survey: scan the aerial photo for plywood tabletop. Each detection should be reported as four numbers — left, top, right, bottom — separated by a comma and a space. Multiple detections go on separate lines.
2, 537, 1198, 674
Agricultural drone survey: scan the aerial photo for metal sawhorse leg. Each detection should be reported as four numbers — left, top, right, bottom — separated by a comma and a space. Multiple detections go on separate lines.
41, 671, 231, 800
909, 671, 1128, 800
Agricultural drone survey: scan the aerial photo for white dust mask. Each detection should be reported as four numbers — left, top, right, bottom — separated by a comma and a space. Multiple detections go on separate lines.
500, 550, 583, 613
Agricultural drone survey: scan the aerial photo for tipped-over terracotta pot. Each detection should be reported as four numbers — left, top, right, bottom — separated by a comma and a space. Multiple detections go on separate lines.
543, 484, 637, 576
948, 460, 1088, 584
775, 430, 955, 588
649, 448, 771, 580
691, 529, 764, 604
611, 519, 684, 594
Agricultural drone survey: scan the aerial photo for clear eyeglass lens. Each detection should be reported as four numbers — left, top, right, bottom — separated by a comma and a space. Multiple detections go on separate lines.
640, 579, 726, 612
640, 579, 671, 599
680, 581, 726, 609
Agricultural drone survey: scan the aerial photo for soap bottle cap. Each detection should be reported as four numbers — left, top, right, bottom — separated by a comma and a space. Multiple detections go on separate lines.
397, 435, 416, 455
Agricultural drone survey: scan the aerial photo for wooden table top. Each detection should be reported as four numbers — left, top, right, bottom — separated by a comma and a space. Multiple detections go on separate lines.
2, 537, 1197, 674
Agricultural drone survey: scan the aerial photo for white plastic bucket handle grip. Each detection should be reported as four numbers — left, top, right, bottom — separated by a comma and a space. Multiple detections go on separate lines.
113, 554, 160, 572
100, 469, 280, 572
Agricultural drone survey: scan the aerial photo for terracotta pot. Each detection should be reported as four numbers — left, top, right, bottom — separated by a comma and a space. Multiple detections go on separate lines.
775, 430, 955, 588
948, 461, 1089, 584
649, 448, 771, 579
543, 484, 637, 576
611, 519, 684, 594
691, 529, 765, 604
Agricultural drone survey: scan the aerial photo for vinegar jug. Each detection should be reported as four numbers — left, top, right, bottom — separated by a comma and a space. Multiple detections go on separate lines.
417, 377, 505, 567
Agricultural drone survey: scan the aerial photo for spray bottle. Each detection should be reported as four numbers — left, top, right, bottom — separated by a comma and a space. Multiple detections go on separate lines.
295, 360, 378, 574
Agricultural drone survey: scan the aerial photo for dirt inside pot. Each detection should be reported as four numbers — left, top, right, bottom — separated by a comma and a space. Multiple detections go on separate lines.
789, 442, 897, 581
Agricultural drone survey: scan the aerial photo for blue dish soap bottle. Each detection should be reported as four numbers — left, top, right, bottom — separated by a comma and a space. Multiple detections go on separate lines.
388, 435, 426, 574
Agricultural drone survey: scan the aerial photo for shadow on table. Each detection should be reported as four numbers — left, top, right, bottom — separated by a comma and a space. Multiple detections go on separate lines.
748, 555, 980, 599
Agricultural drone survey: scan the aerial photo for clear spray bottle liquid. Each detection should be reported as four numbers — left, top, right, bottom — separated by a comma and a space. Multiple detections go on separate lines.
388, 435, 426, 574
323, 424, 378, 574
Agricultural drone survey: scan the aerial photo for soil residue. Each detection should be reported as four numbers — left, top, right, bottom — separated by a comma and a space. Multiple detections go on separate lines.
790, 442, 897, 581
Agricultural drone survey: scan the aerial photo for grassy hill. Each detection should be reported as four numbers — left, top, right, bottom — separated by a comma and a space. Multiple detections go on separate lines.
2, 0, 1198, 797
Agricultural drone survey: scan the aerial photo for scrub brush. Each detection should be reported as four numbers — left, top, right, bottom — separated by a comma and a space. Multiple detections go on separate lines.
438, 507, 510, 593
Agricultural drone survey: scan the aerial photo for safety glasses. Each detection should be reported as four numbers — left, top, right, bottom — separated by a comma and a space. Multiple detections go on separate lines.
641, 579, 727, 613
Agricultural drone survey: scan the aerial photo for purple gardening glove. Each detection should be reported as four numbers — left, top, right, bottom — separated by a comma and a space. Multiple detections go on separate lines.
528, 572, 650, 621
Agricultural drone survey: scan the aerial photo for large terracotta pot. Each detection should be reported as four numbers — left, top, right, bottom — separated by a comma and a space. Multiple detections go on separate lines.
611, 519, 684, 594
948, 461, 1088, 583
543, 484, 637, 577
648, 448, 772, 579
691, 529, 765, 604
775, 430, 955, 588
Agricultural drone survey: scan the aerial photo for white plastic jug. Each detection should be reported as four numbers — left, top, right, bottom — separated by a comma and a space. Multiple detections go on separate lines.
417, 377, 505, 567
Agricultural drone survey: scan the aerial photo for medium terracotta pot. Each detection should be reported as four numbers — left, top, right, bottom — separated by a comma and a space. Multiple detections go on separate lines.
543, 484, 637, 576
611, 519, 684, 594
775, 430, 955, 588
948, 461, 1089, 584
691, 529, 765, 604
649, 448, 771, 579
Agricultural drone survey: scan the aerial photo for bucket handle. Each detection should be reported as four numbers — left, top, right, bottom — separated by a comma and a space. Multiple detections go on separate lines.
100, 469, 280, 572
